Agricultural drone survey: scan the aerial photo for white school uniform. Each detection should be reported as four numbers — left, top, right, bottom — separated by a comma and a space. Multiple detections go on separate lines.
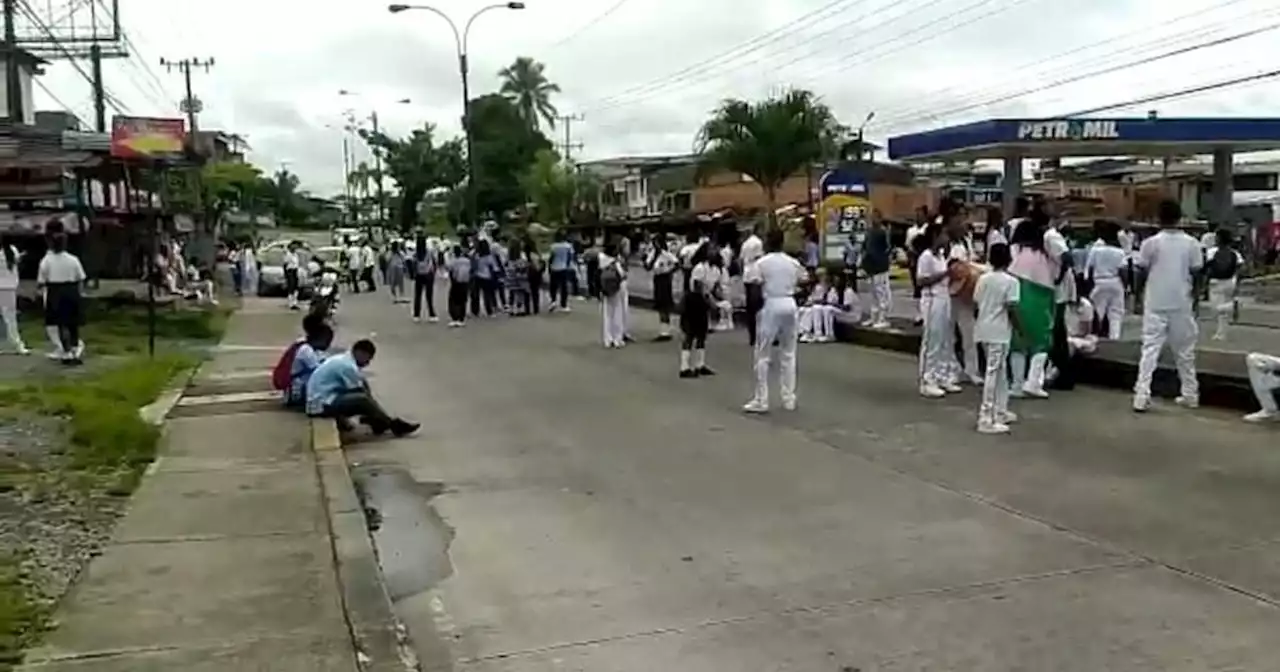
1133, 229, 1202, 409
0, 246, 26, 353
973, 268, 1019, 429
916, 249, 953, 393
799, 283, 837, 342
599, 253, 629, 347
1244, 352, 1280, 422
1086, 243, 1127, 340
745, 252, 805, 412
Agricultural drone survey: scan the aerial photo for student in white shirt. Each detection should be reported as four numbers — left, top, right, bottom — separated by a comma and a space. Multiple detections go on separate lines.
0, 239, 28, 354
973, 243, 1020, 433
359, 243, 377, 292
915, 224, 957, 398
37, 233, 88, 362
830, 273, 861, 324
645, 234, 678, 341
1243, 351, 1280, 423
599, 242, 629, 349
679, 243, 722, 376
283, 242, 302, 310
344, 239, 363, 293
743, 229, 806, 413
798, 269, 837, 343
1132, 199, 1202, 412
1086, 224, 1128, 340
740, 225, 766, 347
1204, 228, 1244, 341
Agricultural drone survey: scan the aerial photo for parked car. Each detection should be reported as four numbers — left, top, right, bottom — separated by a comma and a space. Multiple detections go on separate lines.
258, 246, 322, 297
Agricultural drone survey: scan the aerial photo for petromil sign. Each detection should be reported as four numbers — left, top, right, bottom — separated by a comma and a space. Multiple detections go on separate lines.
1017, 120, 1120, 141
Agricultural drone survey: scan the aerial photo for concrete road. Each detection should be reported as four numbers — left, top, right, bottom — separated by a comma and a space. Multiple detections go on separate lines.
335, 290, 1280, 671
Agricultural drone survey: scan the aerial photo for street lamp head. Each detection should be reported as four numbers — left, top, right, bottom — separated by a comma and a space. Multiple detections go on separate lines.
507, 2, 525, 8
388, 4, 410, 13
397, 98, 411, 104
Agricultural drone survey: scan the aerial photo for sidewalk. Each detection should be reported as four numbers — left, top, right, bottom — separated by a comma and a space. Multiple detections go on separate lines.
19, 300, 406, 671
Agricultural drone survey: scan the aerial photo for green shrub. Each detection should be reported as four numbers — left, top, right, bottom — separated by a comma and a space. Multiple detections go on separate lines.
0, 555, 45, 669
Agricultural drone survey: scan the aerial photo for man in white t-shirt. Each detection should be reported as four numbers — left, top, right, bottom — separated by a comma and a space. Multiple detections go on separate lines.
972, 242, 1020, 434
743, 230, 806, 414
283, 243, 301, 310
344, 239, 363, 293
1132, 199, 1203, 412
360, 242, 377, 292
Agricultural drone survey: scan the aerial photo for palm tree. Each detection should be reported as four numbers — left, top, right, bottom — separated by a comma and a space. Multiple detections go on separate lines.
498, 56, 561, 130
694, 89, 842, 227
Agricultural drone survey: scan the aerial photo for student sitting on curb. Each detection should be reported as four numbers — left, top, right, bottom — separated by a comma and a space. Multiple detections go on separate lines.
305, 338, 419, 438
1244, 352, 1280, 424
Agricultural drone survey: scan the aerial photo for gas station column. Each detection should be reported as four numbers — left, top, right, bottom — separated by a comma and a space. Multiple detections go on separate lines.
1211, 147, 1234, 226
1001, 153, 1024, 219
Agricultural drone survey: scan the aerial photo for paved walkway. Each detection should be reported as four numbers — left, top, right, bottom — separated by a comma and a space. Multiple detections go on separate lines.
20, 301, 365, 671
332, 289, 1280, 671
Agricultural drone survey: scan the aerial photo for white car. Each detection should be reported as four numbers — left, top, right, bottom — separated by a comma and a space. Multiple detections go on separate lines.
257, 246, 321, 297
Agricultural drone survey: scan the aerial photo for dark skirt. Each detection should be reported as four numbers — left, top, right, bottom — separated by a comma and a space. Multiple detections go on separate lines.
679, 291, 710, 337
653, 272, 675, 313
44, 282, 82, 327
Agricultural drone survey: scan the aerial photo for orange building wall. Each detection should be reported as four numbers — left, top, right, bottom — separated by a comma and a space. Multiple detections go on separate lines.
692, 172, 932, 220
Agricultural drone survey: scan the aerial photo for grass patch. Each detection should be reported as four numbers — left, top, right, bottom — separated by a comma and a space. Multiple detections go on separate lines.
0, 555, 46, 670
19, 303, 230, 357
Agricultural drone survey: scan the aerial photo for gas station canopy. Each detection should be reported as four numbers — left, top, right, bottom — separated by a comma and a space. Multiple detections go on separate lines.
887, 117, 1280, 162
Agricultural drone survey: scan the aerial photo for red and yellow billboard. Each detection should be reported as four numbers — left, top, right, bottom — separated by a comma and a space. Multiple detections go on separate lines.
110, 116, 187, 160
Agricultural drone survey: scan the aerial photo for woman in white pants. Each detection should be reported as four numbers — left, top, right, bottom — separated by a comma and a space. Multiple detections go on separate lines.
915, 224, 958, 398
599, 242, 628, 348
799, 269, 836, 343
0, 240, 28, 354
1204, 229, 1243, 341
946, 219, 980, 385
1086, 226, 1127, 340
1244, 352, 1280, 423
743, 230, 805, 413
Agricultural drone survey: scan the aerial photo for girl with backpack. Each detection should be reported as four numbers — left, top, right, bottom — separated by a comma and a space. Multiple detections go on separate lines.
599, 242, 628, 348
1206, 228, 1244, 341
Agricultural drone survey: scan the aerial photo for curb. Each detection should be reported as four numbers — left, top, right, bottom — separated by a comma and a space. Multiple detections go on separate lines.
137, 365, 202, 426
627, 292, 1257, 412
311, 419, 422, 672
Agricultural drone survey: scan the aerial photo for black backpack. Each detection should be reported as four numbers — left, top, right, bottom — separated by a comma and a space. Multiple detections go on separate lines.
1207, 247, 1238, 280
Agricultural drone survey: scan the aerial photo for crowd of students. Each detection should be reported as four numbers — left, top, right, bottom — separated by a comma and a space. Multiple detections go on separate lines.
0, 228, 89, 363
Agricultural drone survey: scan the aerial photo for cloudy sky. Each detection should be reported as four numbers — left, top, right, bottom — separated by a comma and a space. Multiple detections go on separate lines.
27, 0, 1280, 197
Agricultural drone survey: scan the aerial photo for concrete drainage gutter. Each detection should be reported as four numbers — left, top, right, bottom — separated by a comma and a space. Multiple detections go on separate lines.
311, 420, 422, 671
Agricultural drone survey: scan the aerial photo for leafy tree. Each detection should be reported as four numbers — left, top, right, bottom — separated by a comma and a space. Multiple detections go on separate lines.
694, 89, 842, 226
361, 124, 466, 233
498, 56, 561, 130
520, 149, 576, 225
469, 93, 554, 223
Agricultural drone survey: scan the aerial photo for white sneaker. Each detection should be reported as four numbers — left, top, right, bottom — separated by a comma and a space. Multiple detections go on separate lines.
782, 399, 796, 411
871, 321, 891, 330
742, 400, 769, 414
966, 373, 984, 386
428, 316, 439, 323
1132, 396, 1151, 413
46, 349, 65, 361
977, 422, 1011, 435
1243, 410, 1279, 423
1021, 384, 1049, 399
1175, 396, 1200, 409
448, 321, 461, 328
413, 316, 421, 323
942, 382, 964, 393
998, 411, 1019, 424
920, 384, 946, 399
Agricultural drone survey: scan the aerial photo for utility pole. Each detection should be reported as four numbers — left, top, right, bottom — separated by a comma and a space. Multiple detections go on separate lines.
3, 0, 21, 122
558, 113, 584, 164
161, 57, 215, 240
370, 111, 386, 227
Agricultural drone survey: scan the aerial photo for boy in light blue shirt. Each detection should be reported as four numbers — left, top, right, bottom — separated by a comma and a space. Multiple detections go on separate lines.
305, 339, 419, 437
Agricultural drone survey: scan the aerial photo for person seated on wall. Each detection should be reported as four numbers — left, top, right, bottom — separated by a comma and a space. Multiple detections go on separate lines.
1243, 352, 1280, 424
285, 319, 334, 409
304, 338, 419, 437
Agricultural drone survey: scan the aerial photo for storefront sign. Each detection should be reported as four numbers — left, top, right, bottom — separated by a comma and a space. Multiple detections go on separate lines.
1017, 120, 1120, 141
110, 116, 187, 160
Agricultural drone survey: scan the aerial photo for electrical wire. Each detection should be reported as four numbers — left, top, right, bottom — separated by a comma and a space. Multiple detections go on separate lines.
546, 0, 634, 51
1062, 66, 1280, 117
16, 0, 129, 113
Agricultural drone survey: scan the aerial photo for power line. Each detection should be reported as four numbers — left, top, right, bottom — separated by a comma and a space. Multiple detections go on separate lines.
1062, 66, 1280, 117
871, 13, 1280, 133
577, 0, 866, 110
557, 113, 584, 163
545, 0, 633, 51
15, 0, 128, 112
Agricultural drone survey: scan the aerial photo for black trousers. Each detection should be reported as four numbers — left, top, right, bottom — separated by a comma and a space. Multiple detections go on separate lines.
319, 391, 394, 431
471, 277, 497, 316
744, 283, 763, 347
413, 274, 436, 319
586, 260, 601, 299
448, 280, 469, 322
1047, 303, 1076, 390
46, 282, 81, 352
361, 267, 377, 292
528, 272, 543, 314
284, 268, 299, 296
549, 269, 573, 308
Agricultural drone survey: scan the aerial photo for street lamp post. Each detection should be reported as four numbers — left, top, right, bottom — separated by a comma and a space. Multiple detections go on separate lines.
388, 2, 525, 232
854, 111, 875, 165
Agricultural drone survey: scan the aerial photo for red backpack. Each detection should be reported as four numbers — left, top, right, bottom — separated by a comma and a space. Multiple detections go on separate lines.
271, 341, 303, 391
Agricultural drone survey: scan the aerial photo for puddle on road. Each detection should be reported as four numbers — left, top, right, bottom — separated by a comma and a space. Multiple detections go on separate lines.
352, 464, 455, 602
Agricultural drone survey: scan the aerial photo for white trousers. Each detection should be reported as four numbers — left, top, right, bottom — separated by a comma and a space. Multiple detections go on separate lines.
952, 300, 978, 379
918, 294, 953, 386
1090, 277, 1125, 340
1133, 309, 1199, 401
800, 305, 836, 340
1246, 352, 1280, 413
978, 342, 1010, 426
1207, 278, 1235, 339
752, 298, 798, 406
715, 299, 734, 331
0, 288, 24, 350
1009, 351, 1048, 392
601, 292, 628, 346
869, 272, 892, 323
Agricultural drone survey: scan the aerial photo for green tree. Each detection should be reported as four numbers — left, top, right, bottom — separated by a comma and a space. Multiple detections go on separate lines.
469, 93, 554, 223
361, 124, 466, 233
694, 89, 842, 226
498, 56, 561, 130
520, 149, 576, 225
